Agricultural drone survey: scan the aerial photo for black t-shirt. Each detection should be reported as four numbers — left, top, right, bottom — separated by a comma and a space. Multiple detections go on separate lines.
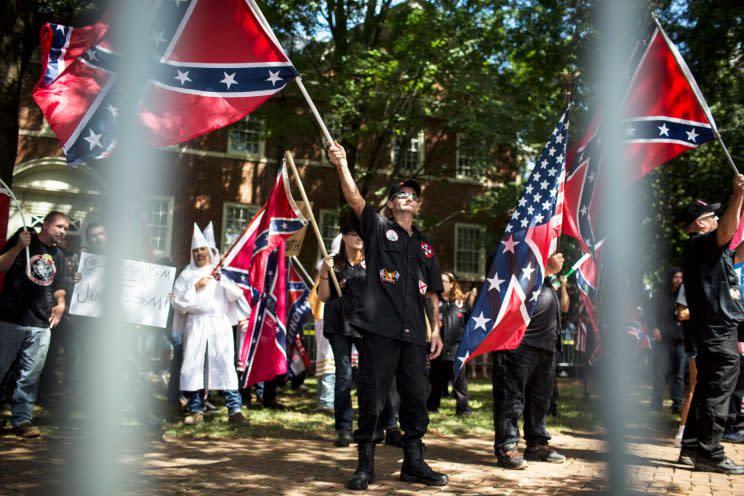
350, 204, 444, 346
436, 298, 470, 361
323, 259, 366, 338
0, 228, 67, 327
520, 282, 560, 352
682, 230, 744, 330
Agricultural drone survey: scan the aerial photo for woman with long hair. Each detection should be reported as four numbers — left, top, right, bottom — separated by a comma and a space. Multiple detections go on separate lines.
318, 224, 399, 447
427, 272, 473, 416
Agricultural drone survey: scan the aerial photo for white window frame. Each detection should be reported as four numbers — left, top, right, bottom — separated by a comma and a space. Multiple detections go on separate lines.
221, 201, 261, 253
456, 134, 484, 181
141, 195, 175, 258
318, 209, 340, 258
454, 223, 486, 280
226, 116, 266, 159
391, 130, 425, 171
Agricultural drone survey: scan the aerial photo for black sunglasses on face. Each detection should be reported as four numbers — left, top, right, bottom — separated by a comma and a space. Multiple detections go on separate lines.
394, 191, 419, 202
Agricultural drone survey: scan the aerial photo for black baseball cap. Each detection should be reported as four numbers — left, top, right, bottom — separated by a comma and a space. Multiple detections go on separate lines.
387, 178, 422, 199
679, 199, 720, 225
340, 223, 357, 235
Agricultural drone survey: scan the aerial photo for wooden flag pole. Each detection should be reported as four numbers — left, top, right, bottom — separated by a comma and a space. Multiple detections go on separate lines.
651, 13, 739, 175
290, 255, 314, 288
284, 150, 343, 297
0, 177, 31, 279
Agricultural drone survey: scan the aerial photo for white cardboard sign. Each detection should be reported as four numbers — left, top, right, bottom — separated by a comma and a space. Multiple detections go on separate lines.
70, 253, 176, 328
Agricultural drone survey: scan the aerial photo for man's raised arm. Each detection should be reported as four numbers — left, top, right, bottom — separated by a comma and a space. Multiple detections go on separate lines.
717, 174, 744, 248
327, 141, 366, 218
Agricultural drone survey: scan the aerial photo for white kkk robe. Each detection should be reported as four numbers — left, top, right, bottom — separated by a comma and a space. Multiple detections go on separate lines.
173, 266, 243, 391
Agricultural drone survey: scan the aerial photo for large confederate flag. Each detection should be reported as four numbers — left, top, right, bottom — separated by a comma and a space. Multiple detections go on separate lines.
33, 0, 298, 164
563, 23, 716, 252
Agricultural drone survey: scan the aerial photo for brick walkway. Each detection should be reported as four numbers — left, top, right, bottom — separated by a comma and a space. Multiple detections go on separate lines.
3, 427, 744, 495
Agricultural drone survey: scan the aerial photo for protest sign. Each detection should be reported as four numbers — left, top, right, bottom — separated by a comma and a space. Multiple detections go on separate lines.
70, 253, 176, 328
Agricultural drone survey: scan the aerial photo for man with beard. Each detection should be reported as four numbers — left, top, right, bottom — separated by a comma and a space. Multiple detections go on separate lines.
0, 211, 69, 438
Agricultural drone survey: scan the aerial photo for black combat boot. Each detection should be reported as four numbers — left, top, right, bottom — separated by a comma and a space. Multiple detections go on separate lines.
400, 439, 448, 486
347, 443, 375, 490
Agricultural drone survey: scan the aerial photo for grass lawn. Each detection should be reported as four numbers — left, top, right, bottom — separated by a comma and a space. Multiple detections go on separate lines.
158, 376, 608, 441
3, 375, 677, 442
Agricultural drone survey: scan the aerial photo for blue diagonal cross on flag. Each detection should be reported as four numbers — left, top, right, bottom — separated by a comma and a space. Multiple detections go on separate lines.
454, 109, 569, 377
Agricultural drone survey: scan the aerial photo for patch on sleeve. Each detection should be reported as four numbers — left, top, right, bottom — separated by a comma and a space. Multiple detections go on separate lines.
379, 268, 400, 284
420, 241, 433, 258
418, 280, 428, 295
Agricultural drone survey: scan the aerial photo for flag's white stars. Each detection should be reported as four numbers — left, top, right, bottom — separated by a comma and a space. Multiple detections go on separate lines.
531, 289, 541, 302
686, 128, 699, 142
540, 180, 549, 190
518, 198, 527, 207
525, 185, 534, 195
547, 167, 557, 177
521, 262, 535, 281
548, 147, 556, 157
105, 104, 118, 118
625, 126, 636, 137
220, 72, 238, 89
152, 31, 167, 47
83, 128, 103, 150
501, 235, 519, 254
86, 49, 98, 61
555, 134, 564, 143
266, 70, 283, 86
658, 123, 670, 136
487, 273, 505, 292
174, 70, 191, 85
472, 312, 491, 332
520, 218, 529, 228
581, 205, 589, 216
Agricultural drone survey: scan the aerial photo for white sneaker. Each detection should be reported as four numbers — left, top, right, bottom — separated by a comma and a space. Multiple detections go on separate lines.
674, 431, 684, 447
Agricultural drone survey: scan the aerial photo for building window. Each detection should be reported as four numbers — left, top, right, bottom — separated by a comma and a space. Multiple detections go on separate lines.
227, 116, 265, 157
456, 134, 485, 180
141, 196, 174, 257
454, 223, 486, 279
392, 130, 425, 171
221, 202, 261, 252
318, 209, 340, 255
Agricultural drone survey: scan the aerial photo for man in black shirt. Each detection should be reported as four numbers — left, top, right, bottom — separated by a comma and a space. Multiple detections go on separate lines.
0, 211, 69, 438
679, 177, 744, 475
492, 252, 569, 469
327, 142, 447, 490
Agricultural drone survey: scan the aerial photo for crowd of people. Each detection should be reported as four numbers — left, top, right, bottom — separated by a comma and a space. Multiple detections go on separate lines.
3, 162, 744, 486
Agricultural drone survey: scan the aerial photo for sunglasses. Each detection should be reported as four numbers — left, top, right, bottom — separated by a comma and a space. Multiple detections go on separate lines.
394, 191, 420, 202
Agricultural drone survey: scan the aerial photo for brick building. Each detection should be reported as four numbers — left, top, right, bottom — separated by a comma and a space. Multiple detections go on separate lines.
12, 58, 511, 285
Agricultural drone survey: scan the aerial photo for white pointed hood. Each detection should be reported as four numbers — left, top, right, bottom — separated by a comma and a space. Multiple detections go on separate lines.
203, 221, 219, 258
189, 223, 212, 269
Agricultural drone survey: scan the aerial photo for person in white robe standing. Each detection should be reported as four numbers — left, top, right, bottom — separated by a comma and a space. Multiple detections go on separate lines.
172, 223, 248, 426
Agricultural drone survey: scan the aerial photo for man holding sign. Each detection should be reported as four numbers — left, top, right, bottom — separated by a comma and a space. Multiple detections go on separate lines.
0, 211, 70, 438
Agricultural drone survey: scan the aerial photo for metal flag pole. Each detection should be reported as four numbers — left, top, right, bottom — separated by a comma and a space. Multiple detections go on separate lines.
651, 13, 739, 175
0, 177, 32, 278
284, 150, 343, 297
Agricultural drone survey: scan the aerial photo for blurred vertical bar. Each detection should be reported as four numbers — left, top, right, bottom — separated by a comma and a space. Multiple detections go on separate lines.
73, 1, 167, 495
595, 0, 644, 494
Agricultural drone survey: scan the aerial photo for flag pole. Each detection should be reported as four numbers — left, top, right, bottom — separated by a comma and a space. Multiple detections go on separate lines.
290, 255, 314, 288
284, 150, 343, 297
651, 13, 739, 175
0, 177, 32, 279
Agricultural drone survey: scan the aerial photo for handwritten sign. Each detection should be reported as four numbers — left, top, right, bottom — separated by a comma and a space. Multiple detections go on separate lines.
70, 253, 176, 328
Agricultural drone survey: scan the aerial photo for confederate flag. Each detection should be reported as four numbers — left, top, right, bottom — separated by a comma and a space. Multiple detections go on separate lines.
33, 0, 298, 164
563, 22, 716, 252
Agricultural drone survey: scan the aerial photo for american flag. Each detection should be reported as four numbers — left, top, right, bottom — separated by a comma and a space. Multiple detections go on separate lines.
33, 0, 298, 164
563, 22, 715, 252
220, 161, 307, 386
454, 109, 569, 376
